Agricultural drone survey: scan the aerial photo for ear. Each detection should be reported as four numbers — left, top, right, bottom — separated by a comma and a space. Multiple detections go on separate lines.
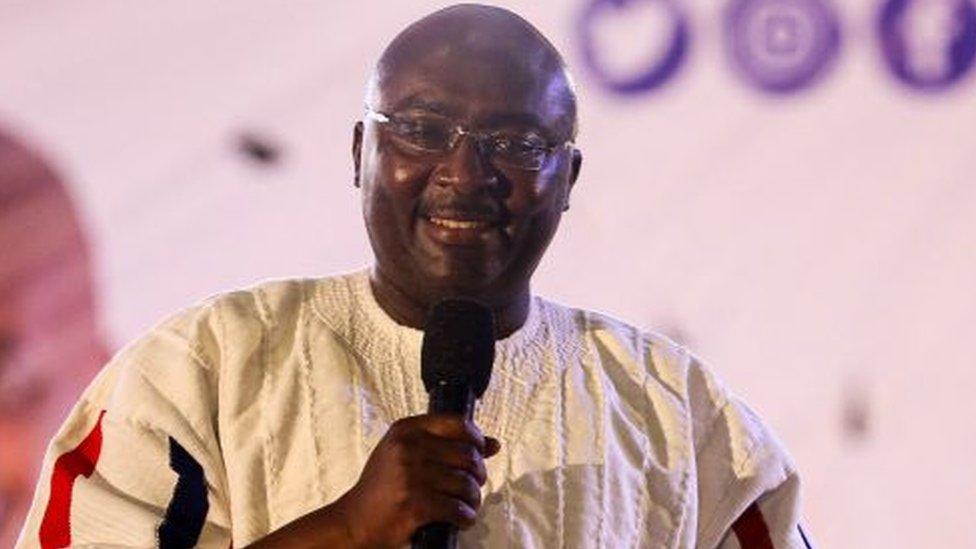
564, 148, 582, 211
352, 121, 364, 188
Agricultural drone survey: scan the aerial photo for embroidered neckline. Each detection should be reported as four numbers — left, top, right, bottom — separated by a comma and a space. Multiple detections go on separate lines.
309, 269, 557, 445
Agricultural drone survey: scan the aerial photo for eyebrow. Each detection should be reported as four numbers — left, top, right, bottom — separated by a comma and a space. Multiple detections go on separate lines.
388, 95, 458, 116
480, 112, 552, 135
398, 101, 558, 132
385, 94, 568, 141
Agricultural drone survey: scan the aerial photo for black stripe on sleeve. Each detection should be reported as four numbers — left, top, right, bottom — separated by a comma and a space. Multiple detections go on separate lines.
158, 437, 209, 549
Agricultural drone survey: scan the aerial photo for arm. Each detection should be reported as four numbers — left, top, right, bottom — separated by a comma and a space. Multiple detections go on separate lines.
16, 303, 232, 548
684, 356, 811, 549
16, 393, 231, 547
245, 497, 355, 548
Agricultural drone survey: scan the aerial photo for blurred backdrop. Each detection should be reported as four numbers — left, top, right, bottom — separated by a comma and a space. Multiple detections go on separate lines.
1, 0, 974, 546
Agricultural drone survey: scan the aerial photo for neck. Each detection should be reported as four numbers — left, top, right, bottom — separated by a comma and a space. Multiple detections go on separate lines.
369, 268, 531, 339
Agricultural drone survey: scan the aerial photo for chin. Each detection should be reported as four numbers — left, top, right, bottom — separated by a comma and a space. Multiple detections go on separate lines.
421, 263, 500, 300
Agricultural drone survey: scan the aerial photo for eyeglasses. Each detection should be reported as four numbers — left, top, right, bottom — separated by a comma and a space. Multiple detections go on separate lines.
365, 108, 573, 171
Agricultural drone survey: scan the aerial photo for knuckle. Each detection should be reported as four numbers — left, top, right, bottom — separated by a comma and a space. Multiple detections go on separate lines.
467, 479, 482, 508
464, 419, 483, 437
429, 414, 461, 437
463, 444, 480, 464
388, 418, 410, 437
395, 414, 427, 432
462, 448, 487, 483
393, 485, 413, 508
457, 503, 477, 528
464, 420, 485, 442
406, 497, 429, 525
388, 440, 409, 464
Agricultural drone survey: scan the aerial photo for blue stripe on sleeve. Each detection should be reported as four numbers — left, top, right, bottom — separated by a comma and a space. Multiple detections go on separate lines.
158, 437, 209, 548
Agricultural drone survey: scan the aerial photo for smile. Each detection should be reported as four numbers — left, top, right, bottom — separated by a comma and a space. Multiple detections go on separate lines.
420, 214, 501, 247
427, 216, 492, 230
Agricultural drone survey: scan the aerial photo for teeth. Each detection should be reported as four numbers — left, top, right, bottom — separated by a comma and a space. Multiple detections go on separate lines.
428, 217, 488, 229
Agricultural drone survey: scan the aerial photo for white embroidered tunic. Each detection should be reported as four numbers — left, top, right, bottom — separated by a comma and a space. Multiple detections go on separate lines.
17, 270, 810, 548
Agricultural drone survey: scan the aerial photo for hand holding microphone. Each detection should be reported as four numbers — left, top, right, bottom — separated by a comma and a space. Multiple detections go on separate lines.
249, 300, 497, 549
411, 299, 496, 549
335, 413, 500, 548
340, 299, 497, 549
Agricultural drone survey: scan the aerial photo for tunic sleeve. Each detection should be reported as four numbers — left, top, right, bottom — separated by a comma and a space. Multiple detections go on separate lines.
692, 393, 812, 549
713, 473, 814, 548
15, 303, 233, 548
685, 355, 811, 549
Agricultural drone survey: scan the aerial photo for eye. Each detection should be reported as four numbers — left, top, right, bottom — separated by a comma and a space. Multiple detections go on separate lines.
489, 133, 549, 164
390, 116, 452, 150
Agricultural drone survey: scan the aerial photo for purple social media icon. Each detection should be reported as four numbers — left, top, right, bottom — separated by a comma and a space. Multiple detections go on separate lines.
878, 0, 976, 91
579, 0, 690, 94
725, 0, 842, 94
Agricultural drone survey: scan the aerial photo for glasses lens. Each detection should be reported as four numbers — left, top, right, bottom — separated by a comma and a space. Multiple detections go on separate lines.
488, 134, 549, 170
389, 115, 453, 152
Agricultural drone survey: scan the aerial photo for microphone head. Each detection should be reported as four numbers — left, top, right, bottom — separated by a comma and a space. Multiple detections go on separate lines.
421, 299, 495, 399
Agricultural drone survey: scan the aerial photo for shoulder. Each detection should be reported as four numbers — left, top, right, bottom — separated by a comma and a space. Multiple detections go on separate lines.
78, 276, 338, 432
537, 299, 798, 539
115, 276, 316, 366
536, 298, 721, 407
535, 298, 789, 460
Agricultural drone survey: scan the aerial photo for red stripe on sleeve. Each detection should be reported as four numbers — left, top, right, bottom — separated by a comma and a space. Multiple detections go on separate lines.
38, 410, 106, 548
731, 502, 775, 549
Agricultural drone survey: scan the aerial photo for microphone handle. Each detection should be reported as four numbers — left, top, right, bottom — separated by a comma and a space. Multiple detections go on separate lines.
411, 382, 477, 549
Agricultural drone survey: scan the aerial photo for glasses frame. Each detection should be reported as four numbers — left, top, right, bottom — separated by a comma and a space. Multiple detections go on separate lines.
364, 107, 574, 171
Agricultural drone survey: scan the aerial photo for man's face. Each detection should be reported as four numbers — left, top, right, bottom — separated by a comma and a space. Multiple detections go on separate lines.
355, 45, 581, 308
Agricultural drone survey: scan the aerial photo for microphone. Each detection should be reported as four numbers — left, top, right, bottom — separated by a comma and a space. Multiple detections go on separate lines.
411, 299, 495, 549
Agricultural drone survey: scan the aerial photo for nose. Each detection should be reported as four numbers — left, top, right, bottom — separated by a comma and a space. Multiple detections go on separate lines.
430, 134, 498, 195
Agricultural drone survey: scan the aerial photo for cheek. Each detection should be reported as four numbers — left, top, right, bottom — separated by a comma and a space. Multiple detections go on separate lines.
366, 136, 431, 192
363, 142, 430, 209
389, 161, 428, 189
362, 148, 437, 256
502, 166, 570, 253
506, 168, 566, 217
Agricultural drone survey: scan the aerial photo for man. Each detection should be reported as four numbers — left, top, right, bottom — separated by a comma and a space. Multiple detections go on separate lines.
0, 127, 109, 547
17, 5, 810, 548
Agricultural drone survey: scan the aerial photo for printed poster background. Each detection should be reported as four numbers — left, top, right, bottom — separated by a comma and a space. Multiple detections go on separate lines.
1, 0, 974, 546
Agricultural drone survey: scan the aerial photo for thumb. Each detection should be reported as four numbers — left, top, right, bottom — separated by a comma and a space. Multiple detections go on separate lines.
484, 436, 502, 458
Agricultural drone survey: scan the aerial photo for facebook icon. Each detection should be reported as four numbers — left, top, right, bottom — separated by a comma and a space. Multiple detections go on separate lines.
879, 0, 976, 90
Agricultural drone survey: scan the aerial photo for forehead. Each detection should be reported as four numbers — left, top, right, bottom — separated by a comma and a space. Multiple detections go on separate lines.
376, 47, 574, 136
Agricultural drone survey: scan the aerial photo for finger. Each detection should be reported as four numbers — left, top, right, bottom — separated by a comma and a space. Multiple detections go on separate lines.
411, 493, 479, 530
418, 415, 486, 451
484, 436, 501, 458
422, 467, 482, 510
420, 438, 488, 485
388, 415, 474, 450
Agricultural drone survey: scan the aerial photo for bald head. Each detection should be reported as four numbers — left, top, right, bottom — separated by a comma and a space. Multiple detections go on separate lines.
354, 5, 583, 335
366, 4, 578, 140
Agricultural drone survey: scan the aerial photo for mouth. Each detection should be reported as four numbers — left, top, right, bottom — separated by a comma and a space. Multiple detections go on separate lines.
419, 210, 503, 247
426, 216, 494, 230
